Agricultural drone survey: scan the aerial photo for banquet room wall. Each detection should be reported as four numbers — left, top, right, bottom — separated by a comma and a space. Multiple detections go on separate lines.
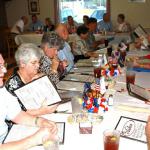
5, 0, 150, 29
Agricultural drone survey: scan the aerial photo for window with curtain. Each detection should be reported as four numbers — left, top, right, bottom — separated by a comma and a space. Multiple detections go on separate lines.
56, 0, 109, 23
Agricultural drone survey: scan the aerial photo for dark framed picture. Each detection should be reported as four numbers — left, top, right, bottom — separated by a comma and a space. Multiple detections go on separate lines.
28, 0, 40, 14
128, 0, 145, 2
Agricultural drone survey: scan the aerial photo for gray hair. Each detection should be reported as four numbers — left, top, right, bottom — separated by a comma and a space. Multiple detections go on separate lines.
15, 43, 44, 66
41, 31, 64, 50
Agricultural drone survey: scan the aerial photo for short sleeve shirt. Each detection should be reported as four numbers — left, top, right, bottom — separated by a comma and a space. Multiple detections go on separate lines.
5, 69, 25, 97
0, 87, 21, 143
72, 34, 89, 56
58, 42, 74, 72
85, 32, 96, 51
11, 19, 24, 34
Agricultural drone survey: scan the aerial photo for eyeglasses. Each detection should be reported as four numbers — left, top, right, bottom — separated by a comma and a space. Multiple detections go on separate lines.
0, 63, 7, 69
0, 63, 7, 73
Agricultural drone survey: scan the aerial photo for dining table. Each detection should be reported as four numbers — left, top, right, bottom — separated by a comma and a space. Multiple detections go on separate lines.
15, 33, 43, 46
15, 32, 132, 47
4, 51, 150, 150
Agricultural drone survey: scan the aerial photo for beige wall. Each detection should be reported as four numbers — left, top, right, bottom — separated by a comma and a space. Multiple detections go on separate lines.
110, 0, 150, 28
5, 0, 55, 27
6, 0, 150, 28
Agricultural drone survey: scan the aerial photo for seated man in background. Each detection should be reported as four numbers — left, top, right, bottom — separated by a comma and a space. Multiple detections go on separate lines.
0, 53, 57, 149
116, 13, 131, 33
5, 43, 58, 116
40, 32, 67, 84
97, 13, 113, 32
72, 25, 99, 62
11, 16, 28, 35
29, 14, 44, 32
55, 23, 74, 72
65, 16, 78, 34
86, 17, 105, 51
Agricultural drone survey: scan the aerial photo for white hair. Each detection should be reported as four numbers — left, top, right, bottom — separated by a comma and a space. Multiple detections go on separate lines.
15, 43, 44, 66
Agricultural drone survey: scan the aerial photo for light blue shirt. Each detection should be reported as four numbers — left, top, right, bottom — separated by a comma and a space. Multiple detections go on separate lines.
97, 20, 113, 32
29, 20, 44, 31
58, 42, 74, 72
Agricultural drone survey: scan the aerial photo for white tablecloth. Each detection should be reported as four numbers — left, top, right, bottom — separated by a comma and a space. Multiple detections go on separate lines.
4, 65, 150, 150
95, 32, 132, 44
5, 108, 148, 150
69, 32, 132, 44
15, 32, 132, 47
15, 33, 43, 46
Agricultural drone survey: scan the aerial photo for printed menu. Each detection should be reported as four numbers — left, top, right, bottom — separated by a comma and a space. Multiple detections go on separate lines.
115, 116, 147, 143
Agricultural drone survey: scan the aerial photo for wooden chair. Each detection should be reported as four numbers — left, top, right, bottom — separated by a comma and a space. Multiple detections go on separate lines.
4, 27, 18, 59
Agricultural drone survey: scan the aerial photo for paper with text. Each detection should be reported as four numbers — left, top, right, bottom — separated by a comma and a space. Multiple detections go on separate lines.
14, 76, 61, 109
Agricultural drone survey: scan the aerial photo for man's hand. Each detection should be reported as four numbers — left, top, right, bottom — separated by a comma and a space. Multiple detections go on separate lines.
36, 118, 57, 135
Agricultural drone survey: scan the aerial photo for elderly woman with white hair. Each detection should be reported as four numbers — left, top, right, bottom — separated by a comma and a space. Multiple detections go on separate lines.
5, 43, 58, 116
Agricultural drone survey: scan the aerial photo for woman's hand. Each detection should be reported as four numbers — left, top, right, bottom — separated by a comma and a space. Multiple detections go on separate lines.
51, 57, 59, 73
40, 104, 59, 114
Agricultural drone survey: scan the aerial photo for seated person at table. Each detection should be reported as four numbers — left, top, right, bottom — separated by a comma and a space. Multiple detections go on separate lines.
39, 32, 67, 84
65, 16, 78, 34
0, 53, 57, 149
134, 34, 150, 49
56, 23, 74, 72
116, 13, 131, 33
83, 15, 89, 27
44, 17, 55, 32
97, 13, 113, 32
29, 14, 44, 32
86, 17, 105, 51
72, 25, 99, 62
11, 16, 28, 34
5, 43, 58, 116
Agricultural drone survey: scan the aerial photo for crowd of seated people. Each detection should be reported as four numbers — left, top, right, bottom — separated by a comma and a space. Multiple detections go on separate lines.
5, 11, 150, 149
11, 12, 132, 35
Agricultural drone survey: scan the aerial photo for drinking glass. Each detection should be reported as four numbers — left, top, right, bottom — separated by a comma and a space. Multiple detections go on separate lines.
126, 70, 136, 92
103, 129, 120, 150
43, 137, 59, 150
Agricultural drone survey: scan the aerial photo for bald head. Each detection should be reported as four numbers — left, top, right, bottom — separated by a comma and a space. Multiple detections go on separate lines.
21, 16, 28, 25
55, 23, 68, 40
